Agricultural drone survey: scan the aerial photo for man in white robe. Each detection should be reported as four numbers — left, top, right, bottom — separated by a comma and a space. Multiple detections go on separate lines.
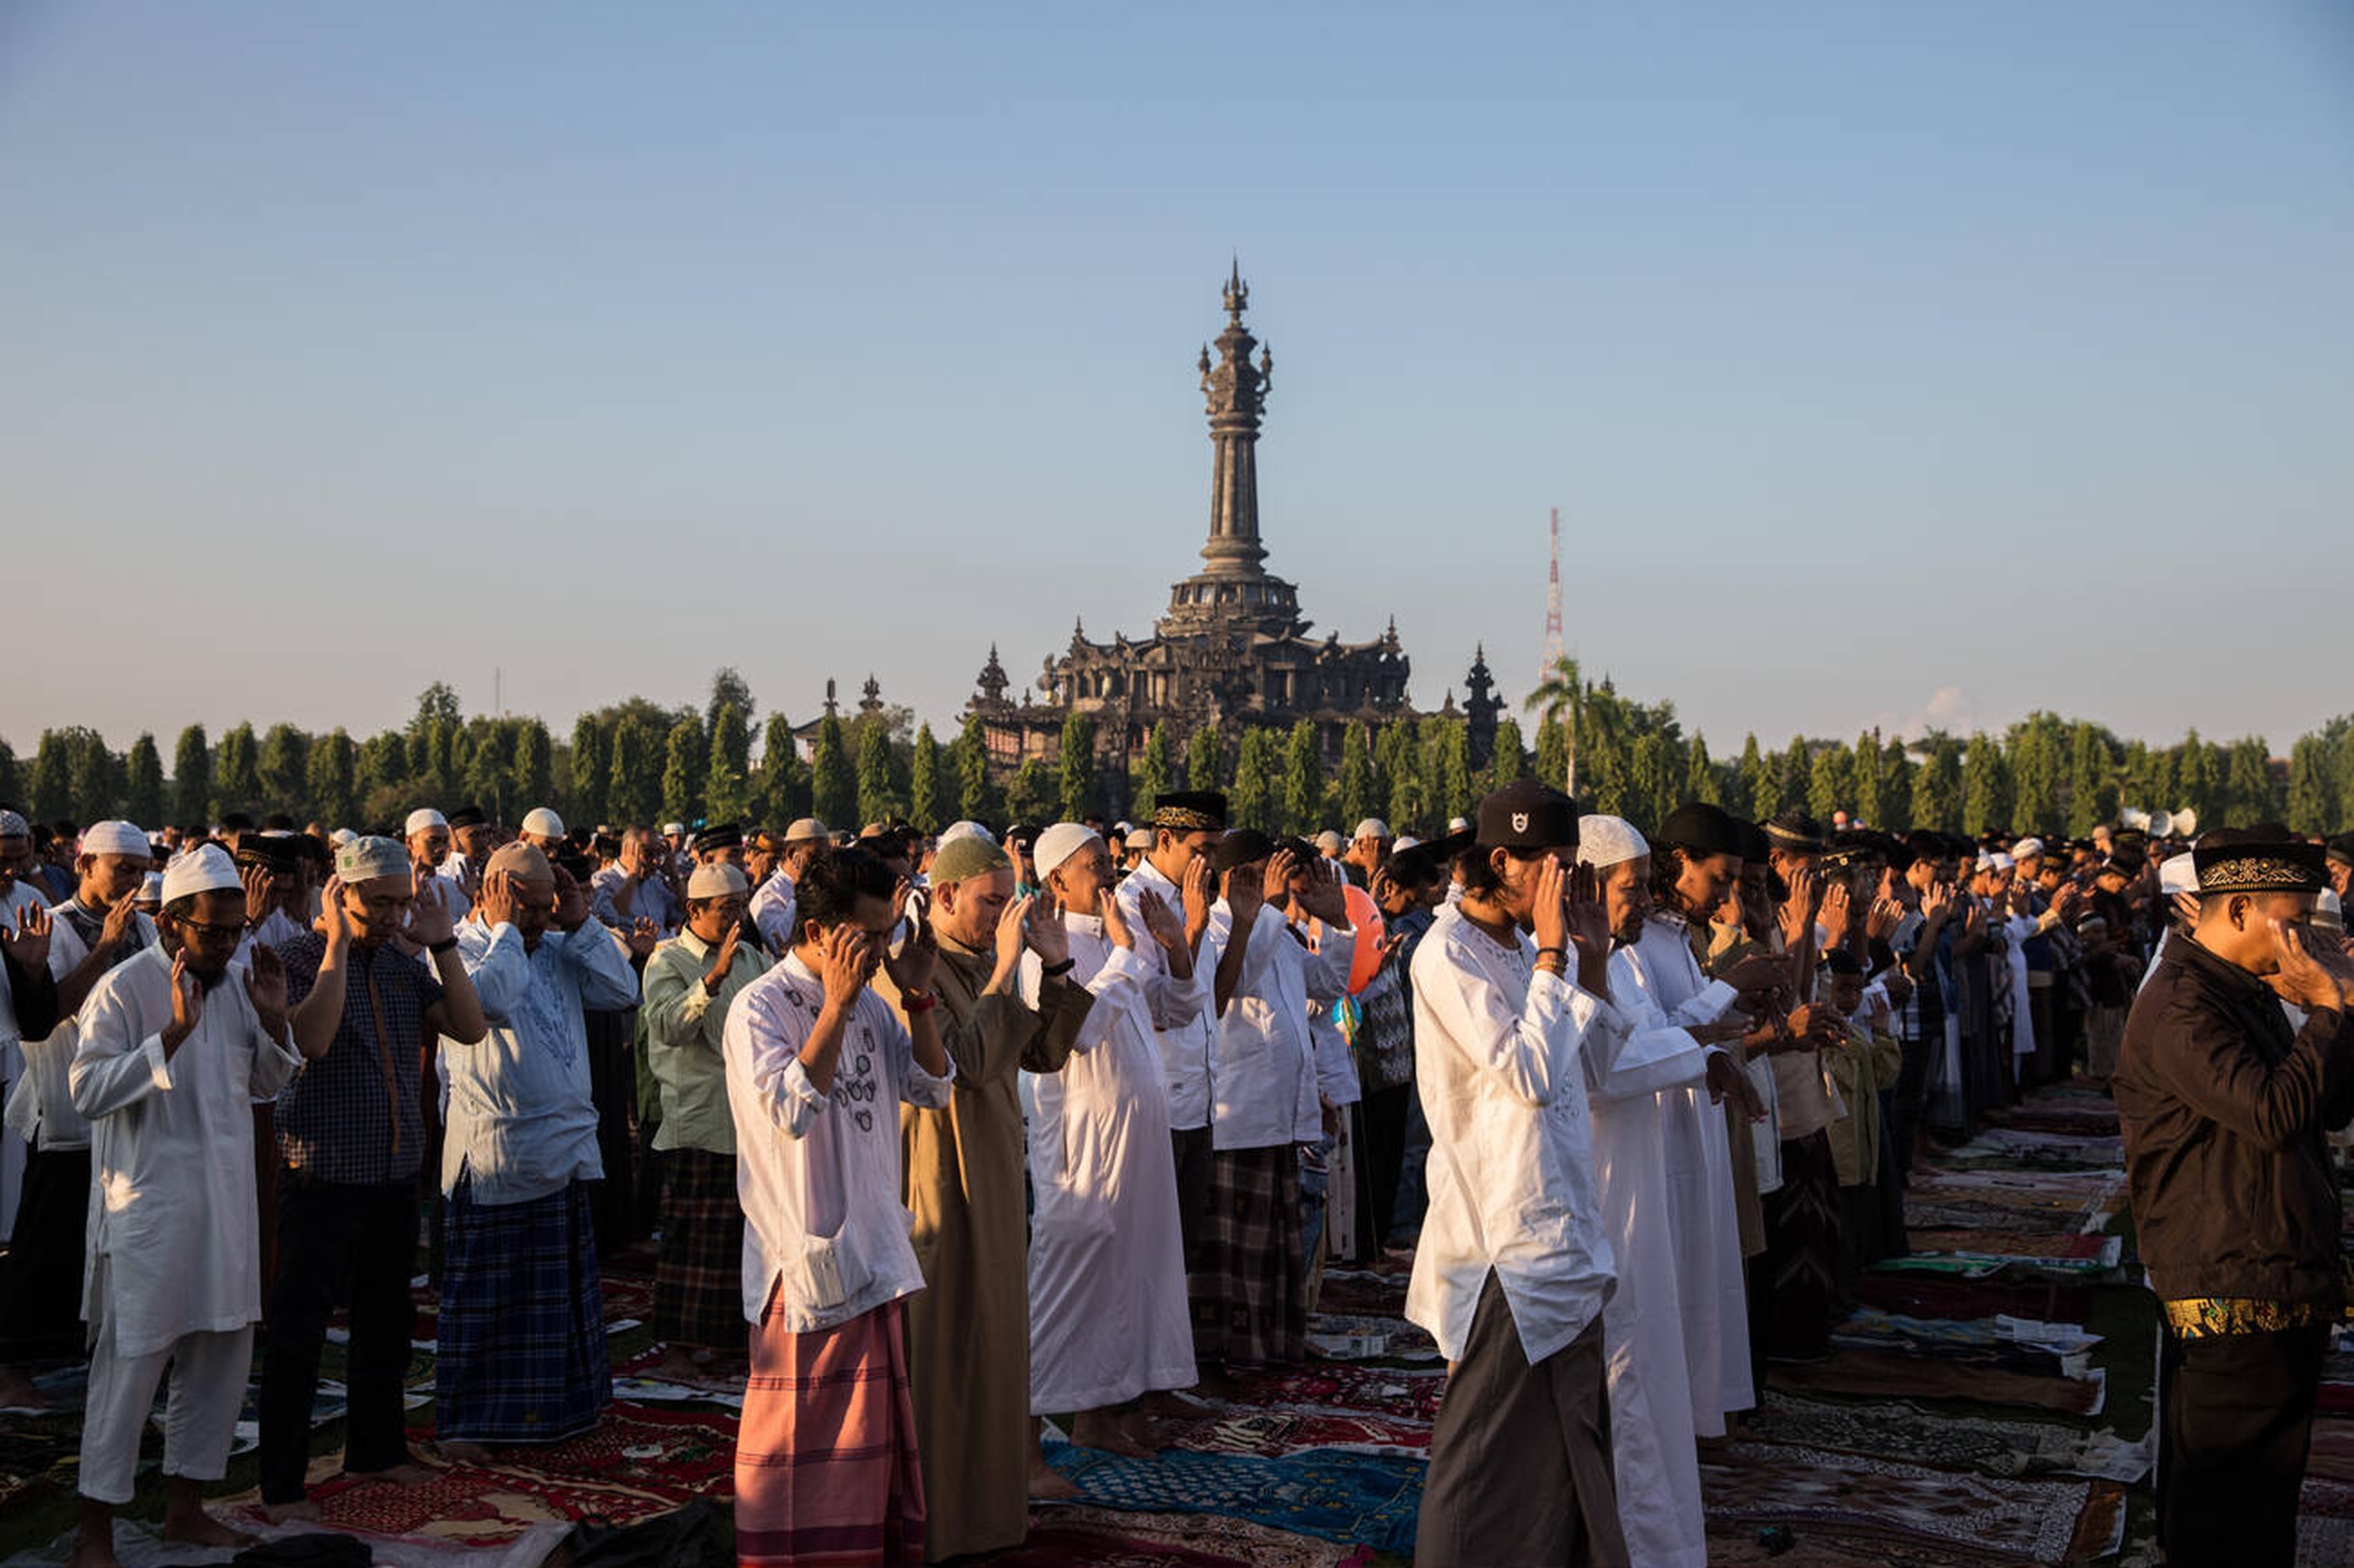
68, 845, 311, 1568
1578, 816, 1768, 1568
1022, 825, 1198, 1453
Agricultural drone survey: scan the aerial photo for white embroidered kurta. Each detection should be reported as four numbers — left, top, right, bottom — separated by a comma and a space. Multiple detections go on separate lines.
1593, 942, 1727, 1568
1111, 858, 1222, 1132
1020, 915, 1197, 1411
1629, 916, 1756, 1430
1406, 906, 1628, 1364
71, 945, 301, 1356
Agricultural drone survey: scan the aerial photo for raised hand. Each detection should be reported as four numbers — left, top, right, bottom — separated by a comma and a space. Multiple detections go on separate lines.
1225, 861, 1265, 928
1530, 856, 1570, 956
244, 942, 290, 1037
241, 863, 276, 927
477, 868, 520, 932
1778, 866, 1820, 947
1261, 847, 1298, 906
1, 903, 52, 973
884, 907, 936, 995
100, 885, 143, 949
162, 949, 205, 1056
993, 893, 1037, 973
2172, 891, 2200, 932
1102, 885, 1137, 950
1724, 951, 1789, 998
1025, 891, 1071, 968
1920, 882, 1954, 926
627, 916, 661, 959
406, 869, 458, 947
708, 922, 743, 987
1864, 895, 1905, 942
818, 924, 874, 1008
1563, 860, 1612, 961
551, 865, 590, 931
1182, 857, 1214, 947
1819, 881, 1854, 945
316, 875, 361, 948
1302, 858, 1349, 924
1137, 888, 1185, 950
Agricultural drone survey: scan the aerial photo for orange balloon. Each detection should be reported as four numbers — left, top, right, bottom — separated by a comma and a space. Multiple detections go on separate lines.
1342, 883, 1386, 994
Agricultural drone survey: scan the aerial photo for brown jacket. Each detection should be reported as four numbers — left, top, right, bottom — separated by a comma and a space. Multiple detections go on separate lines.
2115, 936, 2354, 1305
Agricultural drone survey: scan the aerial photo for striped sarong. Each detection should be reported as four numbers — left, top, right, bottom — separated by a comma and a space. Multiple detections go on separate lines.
736, 1298, 925, 1567
1190, 1143, 1307, 1365
655, 1148, 749, 1352
435, 1178, 610, 1442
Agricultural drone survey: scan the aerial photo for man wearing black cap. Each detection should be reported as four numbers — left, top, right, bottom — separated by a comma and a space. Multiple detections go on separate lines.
689, 823, 745, 870
1405, 781, 1628, 1567
2327, 834, 2354, 904
2115, 829, 2354, 1566
1112, 792, 1225, 1334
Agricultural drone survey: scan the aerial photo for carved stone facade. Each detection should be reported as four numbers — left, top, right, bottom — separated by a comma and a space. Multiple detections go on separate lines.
974, 269, 1486, 812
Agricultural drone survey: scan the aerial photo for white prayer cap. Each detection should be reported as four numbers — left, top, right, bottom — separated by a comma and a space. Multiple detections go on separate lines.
1316, 830, 1344, 854
937, 820, 993, 848
405, 808, 447, 837
784, 817, 830, 844
661, 821, 686, 837
1447, 817, 1469, 834
2317, 888, 2345, 933
161, 843, 240, 904
687, 862, 749, 901
2158, 853, 2200, 896
80, 820, 150, 858
1353, 818, 1392, 842
1393, 834, 1421, 852
2012, 837, 2045, 862
1574, 815, 1649, 869
0, 809, 28, 837
1975, 852, 1996, 873
330, 827, 357, 847
137, 871, 165, 903
1033, 823, 1101, 883
1125, 827, 1153, 851
521, 807, 566, 839
338, 836, 412, 884
1113, 820, 1134, 835
1991, 852, 2014, 872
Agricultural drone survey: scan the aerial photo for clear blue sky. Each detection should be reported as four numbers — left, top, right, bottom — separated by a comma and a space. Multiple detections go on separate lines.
5, 1, 2348, 759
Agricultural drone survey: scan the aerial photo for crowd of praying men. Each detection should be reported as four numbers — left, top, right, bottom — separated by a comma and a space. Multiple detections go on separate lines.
1, 791, 2349, 1568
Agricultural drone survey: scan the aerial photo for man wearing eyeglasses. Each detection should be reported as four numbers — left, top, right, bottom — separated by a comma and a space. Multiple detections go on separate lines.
67, 844, 317, 1568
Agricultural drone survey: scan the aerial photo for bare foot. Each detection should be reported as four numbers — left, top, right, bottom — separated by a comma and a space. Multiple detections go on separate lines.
1070, 1411, 1153, 1458
344, 1457, 438, 1486
436, 1439, 494, 1466
0, 1365, 50, 1410
161, 1511, 255, 1548
260, 1499, 323, 1525
65, 1536, 120, 1568
1027, 1459, 1080, 1500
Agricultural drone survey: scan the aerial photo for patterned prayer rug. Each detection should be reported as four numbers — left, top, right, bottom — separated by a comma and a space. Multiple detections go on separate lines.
1000, 1507, 1374, 1568
1771, 1350, 2107, 1416
1217, 1364, 1448, 1425
1038, 1439, 1423, 1555
1743, 1390, 2151, 1483
1154, 1405, 1432, 1460
1701, 1441, 2125, 1564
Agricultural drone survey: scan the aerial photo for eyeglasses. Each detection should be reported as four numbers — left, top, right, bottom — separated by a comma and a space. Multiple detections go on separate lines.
173, 915, 246, 938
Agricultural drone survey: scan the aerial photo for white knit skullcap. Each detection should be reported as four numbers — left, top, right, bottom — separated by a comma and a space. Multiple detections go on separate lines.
80, 820, 150, 858
521, 807, 566, 838
1574, 814, 1649, 869
2011, 837, 2045, 861
1033, 823, 1101, 883
161, 843, 241, 904
2158, 854, 2200, 896
404, 808, 447, 837
937, 820, 993, 847
1354, 818, 1392, 841
687, 862, 749, 901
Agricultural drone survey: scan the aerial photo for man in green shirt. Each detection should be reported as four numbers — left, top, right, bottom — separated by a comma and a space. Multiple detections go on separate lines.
641, 861, 770, 1382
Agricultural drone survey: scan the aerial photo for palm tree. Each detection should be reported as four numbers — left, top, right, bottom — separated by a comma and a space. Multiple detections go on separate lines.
1524, 655, 1584, 796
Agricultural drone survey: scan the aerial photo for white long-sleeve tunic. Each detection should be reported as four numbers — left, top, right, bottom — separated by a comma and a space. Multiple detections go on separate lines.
71, 944, 301, 1356
1020, 915, 1197, 1411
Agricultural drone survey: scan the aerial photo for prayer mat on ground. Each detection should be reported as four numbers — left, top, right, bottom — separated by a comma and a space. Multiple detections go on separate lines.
1700, 1441, 2125, 1565
1303, 1314, 1439, 1362
1307, 1269, 1408, 1319
222, 1404, 736, 1546
1769, 1350, 2107, 1416
1038, 1439, 1422, 1556
2299, 1513, 2354, 1568
1854, 1273, 2093, 1325
1155, 1406, 1432, 1460
609, 1346, 746, 1409
2306, 1418, 2354, 1484
1939, 1128, 2123, 1168
0, 1515, 573, 1568
1218, 1364, 1448, 1425
1828, 1307, 2100, 1378
1743, 1390, 2152, 1484
998, 1507, 1373, 1568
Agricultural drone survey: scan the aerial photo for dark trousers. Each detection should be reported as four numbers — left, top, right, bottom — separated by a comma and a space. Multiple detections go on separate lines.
1890, 1027, 1936, 1180
2158, 1322, 2326, 1568
1359, 1082, 1413, 1249
257, 1177, 419, 1503
584, 1007, 639, 1257
1417, 1274, 1624, 1568
0, 1146, 90, 1363
1172, 1123, 1213, 1269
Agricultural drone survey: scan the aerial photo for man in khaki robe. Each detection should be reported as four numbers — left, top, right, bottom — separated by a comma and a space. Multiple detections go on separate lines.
884, 834, 1091, 1562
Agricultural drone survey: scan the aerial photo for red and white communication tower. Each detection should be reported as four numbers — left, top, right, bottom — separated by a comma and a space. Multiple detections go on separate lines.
1542, 506, 1565, 677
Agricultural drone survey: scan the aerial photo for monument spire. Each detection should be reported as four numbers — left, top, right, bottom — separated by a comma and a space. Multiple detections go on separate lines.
1199, 261, 1273, 578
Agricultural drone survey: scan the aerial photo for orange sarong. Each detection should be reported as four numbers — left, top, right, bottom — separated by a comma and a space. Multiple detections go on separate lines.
734, 1298, 925, 1568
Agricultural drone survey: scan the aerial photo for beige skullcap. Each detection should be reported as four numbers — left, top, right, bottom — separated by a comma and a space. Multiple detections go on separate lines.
337, 835, 412, 883
687, 862, 749, 900
485, 842, 552, 883
784, 817, 830, 845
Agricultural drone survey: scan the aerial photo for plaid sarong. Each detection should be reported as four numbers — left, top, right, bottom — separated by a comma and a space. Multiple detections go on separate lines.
655, 1148, 749, 1352
736, 1298, 925, 1567
435, 1177, 611, 1442
1191, 1143, 1308, 1364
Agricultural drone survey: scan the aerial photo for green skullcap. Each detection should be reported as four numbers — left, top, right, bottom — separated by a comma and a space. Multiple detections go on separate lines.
929, 835, 1012, 886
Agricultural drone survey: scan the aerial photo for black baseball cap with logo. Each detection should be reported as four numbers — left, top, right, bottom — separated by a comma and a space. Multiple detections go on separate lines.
1475, 780, 1580, 850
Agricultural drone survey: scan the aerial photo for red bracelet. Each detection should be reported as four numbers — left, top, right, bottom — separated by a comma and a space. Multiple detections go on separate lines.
903, 991, 939, 1016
